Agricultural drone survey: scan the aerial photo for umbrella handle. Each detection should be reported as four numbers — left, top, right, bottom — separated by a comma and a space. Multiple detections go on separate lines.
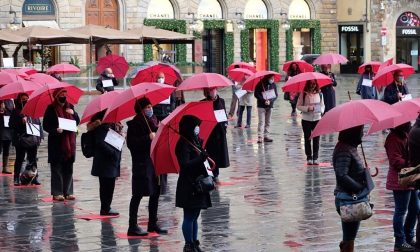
206, 157, 216, 171
371, 167, 379, 177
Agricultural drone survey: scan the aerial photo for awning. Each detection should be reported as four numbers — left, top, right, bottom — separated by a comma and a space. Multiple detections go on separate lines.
23, 20, 59, 29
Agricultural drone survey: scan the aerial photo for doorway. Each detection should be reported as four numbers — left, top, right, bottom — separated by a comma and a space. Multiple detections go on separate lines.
339, 32, 363, 73
202, 29, 224, 74
396, 37, 419, 71
249, 29, 268, 71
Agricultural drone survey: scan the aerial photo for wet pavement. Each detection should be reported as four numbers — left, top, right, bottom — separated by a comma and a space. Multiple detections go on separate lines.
1, 74, 420, 251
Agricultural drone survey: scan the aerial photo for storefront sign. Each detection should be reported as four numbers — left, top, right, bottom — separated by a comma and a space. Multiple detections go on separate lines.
197, 0, 223, 19
244, 0, 268, 20
147, 0, 174, 19
339, 25, 363, 33
22, 0, 55, 16
288, 0, 310, 20
397, 27, 420, 36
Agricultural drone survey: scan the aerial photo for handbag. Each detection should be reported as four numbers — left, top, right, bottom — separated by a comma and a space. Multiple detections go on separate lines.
283, 92, 290, 101
18, 118, 41, 149
336, 187, 373, 222
399, 164, 420, 186
193, 175, 215, 193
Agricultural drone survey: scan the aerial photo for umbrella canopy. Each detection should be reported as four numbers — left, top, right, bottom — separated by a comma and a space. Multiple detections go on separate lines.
227, 62, 257, 73
80, 90, 122, 124
311, 100, 402, 138
176, 73, 233, 91
0, 30, 26, 45
372, 64, 415, 88
96, 54, 129, 79
26, 73, 61, 85
131, 62, 182, 86
242, 71, 281, 91
0, 80, 41, 99
2, 68, 29, 78
227, 68, 254, 82
127, 26, 195, 44
379, 58, 393, 72
68, 24, 139, 44
22, 82, 84, 118
313, 53, 348, 65
14, 26, 89, 45
150, 101, 218, 175
102, 82, 176, 123
0, 71, 24, 86
47, 63, 80, 75
282, 60, 314, 73
367, 98, 420, 134
281, 72, 333, 93
357, 61, 382, 74
20, 67, 38, 75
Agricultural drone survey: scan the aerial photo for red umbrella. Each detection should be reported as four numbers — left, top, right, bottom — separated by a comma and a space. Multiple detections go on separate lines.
281, 72, 332, 93
313, 53, 348, 65
20, 67, 38, 75
282, 60, 314, 73
0, 71, 23, 86
150, 101, 218, 175
47, 63, 80, 75
227, 62, 257, 73
242, 71, 281, 91
2, 68, 29, 78
131, 62, 182, 86
0, 79, 41, 100
367, 98, 420, 134
311, 100, 402, 138
372, 64, 415, 88
27, 73, 61, 85
176, 73, 233, 91
227, 68, 254, 82
102, 82, 176, 123
96, 54, 129, 79
80, 90, 122, 124
357, 61, 382, 74
378, 58, 393, 72
22, 82, 84, 118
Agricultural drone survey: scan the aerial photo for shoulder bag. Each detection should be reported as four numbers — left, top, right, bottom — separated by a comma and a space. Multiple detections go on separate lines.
399, 164, 420, 186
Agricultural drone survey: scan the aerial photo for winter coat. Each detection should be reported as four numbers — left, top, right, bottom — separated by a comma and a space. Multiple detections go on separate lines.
153, 92, 176, 121
356, 73, 378, 99
0, 99, 14, 141
383, 82, 409, 105
175, 138, 212, 209
9, 107, 43, 147
296, 92, 325, 121
409, 117, 420, 167
96, 73, 119, 94
88, 121, 121, 178
385, 131, 413, 190
254, 81, 278, 108
42, 104, 79, 164
126, 114, 166, 196
320, 71, 337, 113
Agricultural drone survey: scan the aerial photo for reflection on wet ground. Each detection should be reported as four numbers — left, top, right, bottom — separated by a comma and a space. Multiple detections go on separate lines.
0, 75, 419, 251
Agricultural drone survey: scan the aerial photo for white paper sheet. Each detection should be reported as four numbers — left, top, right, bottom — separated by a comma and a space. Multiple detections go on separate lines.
3, 116, 9, 127
235, 89, 247, 99
2, 58, 14, 68
262, 89, 276, 100
402, 94, 413, 101
104, 128, 125, 151
214, 109, 227, 122
314, 104, 322, 113
204, 160, 214, 177
26, 123, 41, 137
102, 79, 113, 88
159, 96, 171, 105
362, 79, 372, 87
58, 117, 77, 132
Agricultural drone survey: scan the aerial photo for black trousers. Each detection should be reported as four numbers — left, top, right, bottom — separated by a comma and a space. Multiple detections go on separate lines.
1, 140, 11, 157
14, 145, 38, 176
301, 119, 320, 160
99, 177, 116, 213
129, 190, 160, 226
50, 161, 73, 196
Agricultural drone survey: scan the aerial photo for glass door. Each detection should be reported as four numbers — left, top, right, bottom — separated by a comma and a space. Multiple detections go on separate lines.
202, 29, 224, 74
396, 37, 419, 71
340, 32, 363, 73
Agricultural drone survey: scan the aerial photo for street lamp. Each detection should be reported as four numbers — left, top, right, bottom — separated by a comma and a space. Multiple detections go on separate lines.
187, 12, 203, 33
235, 12, 246, 30
280, 10, 290, 30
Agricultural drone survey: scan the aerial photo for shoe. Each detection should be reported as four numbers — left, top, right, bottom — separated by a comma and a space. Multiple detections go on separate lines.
313, 159, 319, 165
2, 155, 11, 174
257, 138, 263, 143
147, 223, 168, 234
291, 112, 297, 117
194, 240, 204, 252
100, 209, 119, 216
245, 125, 250, 128
65, 195, 76, 200
14, 177, 20, 186
408, 240, 416, 247
2, 169, 12, 174
53, 195, 65, 201
339, 240, 354, 252
127, 225, 148, 236
183, 242, 196, 252
307, 160, 313, 165
394, 242, 415, 252
263, 137, 273, 142
234, 125, 242, 128
31, 178, 41, 185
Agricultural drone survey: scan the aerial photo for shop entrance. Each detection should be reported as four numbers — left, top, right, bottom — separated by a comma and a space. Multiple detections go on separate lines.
249, 29, 268, 71
339, 25, 364, 73
395, 12, 420, 72
202, 29, 224, 74
292, 28, 313, 59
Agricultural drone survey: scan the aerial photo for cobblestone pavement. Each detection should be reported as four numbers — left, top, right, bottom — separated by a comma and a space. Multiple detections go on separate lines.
0, 75, 419, 251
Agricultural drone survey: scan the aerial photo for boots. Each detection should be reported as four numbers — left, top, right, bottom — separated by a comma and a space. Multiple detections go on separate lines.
147, 222, 168, 234
194, 240, 204, 252
339, 240, 355, 252
2, 155, 11, 174
13, 175, 20, 186
183, 242, 196, 252
127, 218, 148, 236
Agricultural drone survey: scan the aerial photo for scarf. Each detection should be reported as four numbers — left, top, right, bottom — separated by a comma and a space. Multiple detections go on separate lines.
53, 100, 76, 161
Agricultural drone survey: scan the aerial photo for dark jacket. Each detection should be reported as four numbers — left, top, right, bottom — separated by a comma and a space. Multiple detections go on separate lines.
42, 104, 80, 163
409, 117, 420, 167
0, 99, 14, 141
254, 81, 278, 108
385, 130, 412, 190
88, 121, 121, 178
9, 106, 43, 147
96, 73, 119, 94
383, 82, 409, 105
356, 73, 378, 100
320, 71, 337, 113
153, 92, 176, 121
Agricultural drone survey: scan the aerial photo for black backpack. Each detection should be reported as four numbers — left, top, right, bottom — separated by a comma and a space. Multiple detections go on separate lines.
81, 131, 95, 158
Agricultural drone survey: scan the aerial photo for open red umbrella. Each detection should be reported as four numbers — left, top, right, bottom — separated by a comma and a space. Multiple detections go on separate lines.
22, 82, 84, 118
378, 58, 393, 72
20, 67, 38, 75
227, 68, 254, 82
80, 90, 122, 124
281, 72, 332, 93
227, 62, 257, 73
242, 71, 281, 91
176, 73, 233, 91
2, 68, 29, 78
27, 73, 61, 85
102, 82, 176, 123
96, 54, 129, 79
0, 71, 23, 86
47, 63, 80, 75
150, 101, 218, 175
282, 60, 314, 73
367, 98, 420, 134
372, 64, 415, 88
0, 79, 41, 99
313, 53, 348, 65
357, 61, 382, 74
131, 62, 182, 86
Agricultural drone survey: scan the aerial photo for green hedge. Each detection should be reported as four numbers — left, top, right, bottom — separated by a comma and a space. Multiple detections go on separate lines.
286, 19, 321, 61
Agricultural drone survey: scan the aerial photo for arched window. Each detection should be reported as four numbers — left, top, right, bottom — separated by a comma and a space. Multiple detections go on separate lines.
288, 0, 310, 20
396, 12, 420, 27
244, 0, 268, 19
147, 0, 174, 19
197, 0, 223, 19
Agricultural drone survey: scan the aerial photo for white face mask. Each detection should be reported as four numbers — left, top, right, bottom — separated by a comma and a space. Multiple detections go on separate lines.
398, 76, 404, 83
194, 126, 200, 136
107, 73, 114, 78
157, 77, 165, 84
269, 78, 275, 84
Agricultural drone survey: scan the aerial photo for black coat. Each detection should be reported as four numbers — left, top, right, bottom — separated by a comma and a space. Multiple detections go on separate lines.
0, 99, 14, 141
254, 81, 278, 108
383, 82, 409, 105
42, 104, 80, 164
320, 71, 337, 113
9, 107, 43, 147
175, 138, 212, 209
409, 117, 420, 167
96, 74, 119, 94
89, 121, 121, 178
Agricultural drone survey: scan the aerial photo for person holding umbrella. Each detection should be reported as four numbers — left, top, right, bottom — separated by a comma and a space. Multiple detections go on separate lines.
319, 64, 337, 113
153, 72, 176, 121
0, 99, 14, 174
409, 114, 420, 251
285, 63, 302, 117
126, 97, 167, 236
43, 88, 80, 201
235, 75, 253, 129
96, 68, 119, 94
383, 70, 410, 105
356, 65, 378, 100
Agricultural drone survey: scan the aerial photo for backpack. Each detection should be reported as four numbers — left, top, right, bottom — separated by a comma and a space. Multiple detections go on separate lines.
81, 131, 95, 158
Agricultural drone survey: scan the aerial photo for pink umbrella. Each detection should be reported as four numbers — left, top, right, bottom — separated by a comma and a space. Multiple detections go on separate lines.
2, 68, 29, 78
357, 61, 382, 74
313, 53, 348, 65
102, 82, 176, 123
80, 90, 122, 124
47, 63, 80, 75
372, 64, 415, 88
227, 62, 257, 73
176, 73, 233, 91
227, 68, 254, 82
27, 73, 61, 85
367, 98, 420, 134
20, 67, 38, 75
96, 54, 129, 79
311, 100, 402, 138
282, 60, 314, 73
0, 79, 41, 100
378, 58, 393, 72
281, 72, 332, 93
0, 71, 23, 86
242, 71, 281, 91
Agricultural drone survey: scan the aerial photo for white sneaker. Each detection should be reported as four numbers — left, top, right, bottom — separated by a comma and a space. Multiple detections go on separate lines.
307, 160, 313, 165
313, 159, 319, 165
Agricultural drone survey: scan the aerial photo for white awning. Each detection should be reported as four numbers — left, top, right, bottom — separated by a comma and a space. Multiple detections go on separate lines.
23, 20, 59, 29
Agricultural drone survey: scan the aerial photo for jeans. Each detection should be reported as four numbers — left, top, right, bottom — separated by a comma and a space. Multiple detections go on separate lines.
393, 190, 419, 246
129, 190, 160, 226
50, 161, 74, 196
99, 177, 116, 213
237, 106, 252, 127
257, 107, 272, 138
335, 197, 360, 241
182, 208, 201, 242
14, 145, 38, 176
301, 120, 320, 160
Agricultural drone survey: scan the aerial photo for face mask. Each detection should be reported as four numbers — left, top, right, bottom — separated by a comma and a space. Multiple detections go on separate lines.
107, 74, 114, 78
398, 76, 404, 83
21, 101, 27, 107
194, 126, 200, 136
58, 96, 66, 103
157, 77, 165, 84
144, 108, 153, 118
209, 89, 217, 98
269, 79, 275, 84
